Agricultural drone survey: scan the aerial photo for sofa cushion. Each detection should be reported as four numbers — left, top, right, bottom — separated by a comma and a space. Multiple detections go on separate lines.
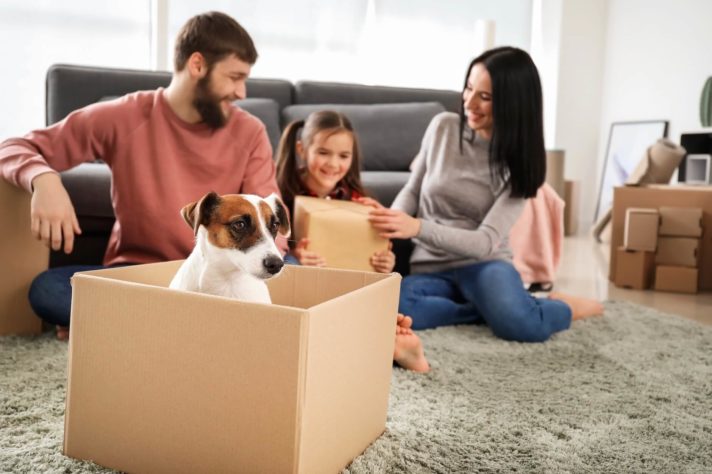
281, 102, 445, 171
361, 171, 411, 207
235, 98, 281, 153
295, 81, 461, 113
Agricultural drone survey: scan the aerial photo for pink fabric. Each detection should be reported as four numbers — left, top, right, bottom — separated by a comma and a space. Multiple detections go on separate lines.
0, 89, 280, 266
509, 183, 564, 284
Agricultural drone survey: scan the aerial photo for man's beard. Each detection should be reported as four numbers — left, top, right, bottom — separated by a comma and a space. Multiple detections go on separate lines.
193, 74, 229, 130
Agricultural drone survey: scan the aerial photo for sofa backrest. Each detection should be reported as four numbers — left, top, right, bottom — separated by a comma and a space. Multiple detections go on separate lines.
295, 80, 461, 113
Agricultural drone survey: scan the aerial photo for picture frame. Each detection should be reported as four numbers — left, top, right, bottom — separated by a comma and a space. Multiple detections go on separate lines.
594, 120, 669, 222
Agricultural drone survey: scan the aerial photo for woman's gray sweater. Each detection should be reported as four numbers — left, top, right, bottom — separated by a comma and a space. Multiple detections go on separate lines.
391, 112, 525, 274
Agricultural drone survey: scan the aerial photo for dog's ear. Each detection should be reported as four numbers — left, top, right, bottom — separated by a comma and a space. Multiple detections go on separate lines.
266, 193, 291, 238
181, 192, 220, 236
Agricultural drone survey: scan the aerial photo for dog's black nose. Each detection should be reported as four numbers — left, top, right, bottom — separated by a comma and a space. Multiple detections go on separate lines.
263, 255, 284, 275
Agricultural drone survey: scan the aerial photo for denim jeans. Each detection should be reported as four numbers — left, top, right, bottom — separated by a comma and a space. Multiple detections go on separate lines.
399, 260, 571, 342
28, 264, 116, 327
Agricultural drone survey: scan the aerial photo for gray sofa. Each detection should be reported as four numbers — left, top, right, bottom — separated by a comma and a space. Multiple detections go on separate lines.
46, 64, 461, 270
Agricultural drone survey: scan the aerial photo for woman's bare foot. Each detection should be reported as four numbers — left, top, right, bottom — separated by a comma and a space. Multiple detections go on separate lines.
56, 325, 69, 341
548, 292, 604, 320
394, 314, 430, 373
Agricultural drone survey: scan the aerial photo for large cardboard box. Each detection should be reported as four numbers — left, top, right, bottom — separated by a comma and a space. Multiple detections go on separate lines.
623, 208, 658, 251
655, 237, 700, 267
64, 262, 400, 474
0, 179, 48, 335
614, 247, 655, 290
658, 206, 703, 237
293, 196, 389, 271
564, 179, 580, 236
610, 185, 712, 290
655, 265, 699, 294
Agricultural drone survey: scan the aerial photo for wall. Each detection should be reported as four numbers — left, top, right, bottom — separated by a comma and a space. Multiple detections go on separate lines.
594, 0, 712, 224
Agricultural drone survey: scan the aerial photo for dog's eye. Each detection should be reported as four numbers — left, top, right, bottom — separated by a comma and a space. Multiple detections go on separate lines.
231, 219, 247, 231
270, 220, 279, 232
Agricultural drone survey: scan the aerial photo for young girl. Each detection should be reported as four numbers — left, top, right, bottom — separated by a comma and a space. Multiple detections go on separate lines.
276, 110, 430, 372
364, 47, 603, 342
275, 110, 395, 273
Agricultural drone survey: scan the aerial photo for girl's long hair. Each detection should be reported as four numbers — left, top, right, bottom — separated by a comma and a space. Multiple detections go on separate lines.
276, 110, 367, 213
459, 46, 546, 198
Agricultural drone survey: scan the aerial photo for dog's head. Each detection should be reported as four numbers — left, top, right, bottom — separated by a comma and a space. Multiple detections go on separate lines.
181, 192, 291, 279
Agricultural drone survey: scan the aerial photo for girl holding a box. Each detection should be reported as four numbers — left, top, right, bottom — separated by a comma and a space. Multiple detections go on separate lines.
276, 111, 430, 373
363, 47, 603, 343
275, 110, 395, 273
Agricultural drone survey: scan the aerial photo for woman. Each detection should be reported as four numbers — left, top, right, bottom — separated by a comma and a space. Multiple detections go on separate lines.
362, 46, 603, 343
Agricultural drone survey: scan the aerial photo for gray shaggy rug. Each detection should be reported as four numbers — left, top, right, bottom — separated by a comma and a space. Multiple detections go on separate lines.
1, 300, 711, 473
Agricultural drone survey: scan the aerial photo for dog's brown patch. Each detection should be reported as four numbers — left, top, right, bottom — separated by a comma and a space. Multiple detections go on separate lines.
204, 195, 264, 250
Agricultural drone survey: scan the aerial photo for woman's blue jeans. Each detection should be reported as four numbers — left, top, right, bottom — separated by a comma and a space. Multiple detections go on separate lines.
28, 265, 112, 327
399, 260, 571, 342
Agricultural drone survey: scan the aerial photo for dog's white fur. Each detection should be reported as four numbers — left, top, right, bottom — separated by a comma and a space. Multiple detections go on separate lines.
169, 193, 289, 304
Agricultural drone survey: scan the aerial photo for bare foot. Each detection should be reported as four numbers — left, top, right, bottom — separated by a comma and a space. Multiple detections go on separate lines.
56, 325, 69, 341
548, 292, 604, 320
394, 314, 430, 373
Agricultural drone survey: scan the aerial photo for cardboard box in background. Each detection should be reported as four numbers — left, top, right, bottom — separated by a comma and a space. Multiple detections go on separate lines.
293, 196, 389, 271
564, 180, 580, 236
658, 206, 703, 237
614, 247, 655, 290
655, 265, 699, 294
655, 237, 700, 267
609, 185, 712, 290
64, 262, 400, 474
0, 179, 48, 335
623, 208, 659, 252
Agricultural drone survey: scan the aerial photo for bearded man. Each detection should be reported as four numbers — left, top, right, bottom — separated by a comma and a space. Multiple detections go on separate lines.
0, 12, 279, 334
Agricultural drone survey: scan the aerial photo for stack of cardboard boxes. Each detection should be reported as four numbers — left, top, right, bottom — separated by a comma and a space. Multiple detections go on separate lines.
615, 206, 703, 293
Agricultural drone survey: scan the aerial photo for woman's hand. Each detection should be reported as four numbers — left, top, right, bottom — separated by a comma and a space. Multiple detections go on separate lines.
370, 242, 396, 273
354, 196, 385, 209
30, 173, 82, 254
293, 238, 326, 267
367, 208, 421, 239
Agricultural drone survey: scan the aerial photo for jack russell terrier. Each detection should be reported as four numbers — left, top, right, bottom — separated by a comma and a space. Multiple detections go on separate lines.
169, 192, 291, 304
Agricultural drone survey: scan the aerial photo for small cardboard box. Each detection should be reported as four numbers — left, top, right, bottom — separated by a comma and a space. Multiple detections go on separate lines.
64, 262, 400, 474
0, 178, 48, 335
658, 206, 703, 237
623, 208, 659, 251
614, 247, 655, 290
655, 265, 699, 294
609, 185, 712, 289
293, 196, 389, 271
655, 237, 700, 267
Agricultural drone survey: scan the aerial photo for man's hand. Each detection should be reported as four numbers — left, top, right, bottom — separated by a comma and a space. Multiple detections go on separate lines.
293, 238, 326, 267
367, 208, 421, 239
31, 173, 82, 254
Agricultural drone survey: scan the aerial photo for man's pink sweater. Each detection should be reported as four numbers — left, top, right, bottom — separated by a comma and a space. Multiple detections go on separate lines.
0, 89, 280, 266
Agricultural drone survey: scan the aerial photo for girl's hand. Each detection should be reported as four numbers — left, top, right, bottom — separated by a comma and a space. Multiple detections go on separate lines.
293, 238, 326, 267
367, 208, 421, 239
370, 242, 395, 273
355, 196, 385, 209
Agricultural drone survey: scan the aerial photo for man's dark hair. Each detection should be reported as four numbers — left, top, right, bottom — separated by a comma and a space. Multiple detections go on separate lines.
460, 46, 546, 199
174, 11, 258, 71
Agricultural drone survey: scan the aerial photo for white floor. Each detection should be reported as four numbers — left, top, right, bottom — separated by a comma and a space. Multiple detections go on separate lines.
556, 235, 712, 326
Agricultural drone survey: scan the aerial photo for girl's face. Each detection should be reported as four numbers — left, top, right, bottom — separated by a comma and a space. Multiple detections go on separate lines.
298, 130, 354, 197
462, 63, 493, 139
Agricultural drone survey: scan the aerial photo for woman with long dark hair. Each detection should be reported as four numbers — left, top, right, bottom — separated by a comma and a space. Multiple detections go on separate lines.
363, 47, 603, 347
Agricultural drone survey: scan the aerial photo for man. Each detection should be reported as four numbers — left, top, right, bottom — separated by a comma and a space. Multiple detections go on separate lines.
0, 12, 279, 336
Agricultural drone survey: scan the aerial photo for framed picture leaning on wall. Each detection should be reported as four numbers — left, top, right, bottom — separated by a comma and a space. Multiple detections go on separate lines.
594, 120, 669, 223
